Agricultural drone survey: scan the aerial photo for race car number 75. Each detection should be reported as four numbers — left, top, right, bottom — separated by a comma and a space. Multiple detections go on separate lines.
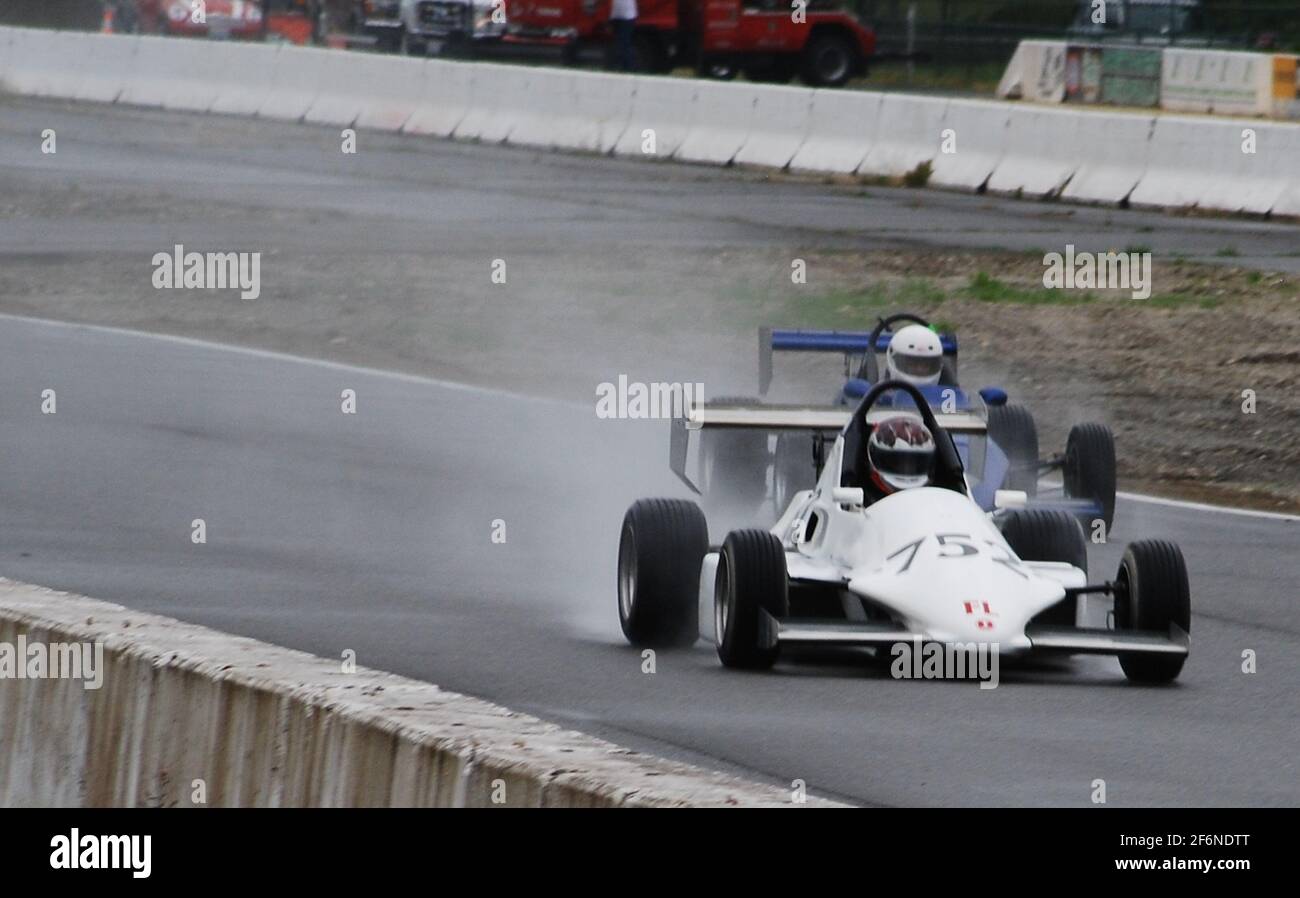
886, 533, 1030, 578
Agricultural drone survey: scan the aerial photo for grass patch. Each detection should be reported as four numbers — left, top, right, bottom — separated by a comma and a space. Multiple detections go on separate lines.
1216, 247, 1240, 257
1147, 294, 1221, 309
778, 279, 946, 328
962, 271, 1091, 305
903, 161, 933, 189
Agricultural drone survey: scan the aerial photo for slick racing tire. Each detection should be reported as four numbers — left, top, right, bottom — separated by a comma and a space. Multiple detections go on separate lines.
1001, 509, 1087, 626
701, 396, 770, 511
1114, 540, 1190, 684
987, 403, 1039, 496
618, 499, 708, 648
772, 432, 817, 515
715, 529, 789, 670
1064, 422, 1117, 535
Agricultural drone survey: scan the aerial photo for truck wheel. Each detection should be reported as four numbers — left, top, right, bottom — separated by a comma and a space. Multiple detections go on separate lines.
801, 32, 856, 88
618, 499, 708, 647
715, 530, 788, 669
1114, 540, 1190, 683
1064, 422, 1117, 535
987, 403, 1039, 496
773, 432, 816, 514
1001, 509, 1087, 626
701, 396, 770, 512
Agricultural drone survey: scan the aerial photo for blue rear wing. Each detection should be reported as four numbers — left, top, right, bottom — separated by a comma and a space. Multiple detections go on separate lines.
759, 327, 958, 394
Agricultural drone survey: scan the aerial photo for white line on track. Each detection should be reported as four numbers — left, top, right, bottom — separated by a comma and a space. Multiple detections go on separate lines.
6, 313, 1298, 524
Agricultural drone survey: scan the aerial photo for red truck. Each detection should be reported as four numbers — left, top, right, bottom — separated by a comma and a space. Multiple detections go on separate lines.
502, 0, 875, 87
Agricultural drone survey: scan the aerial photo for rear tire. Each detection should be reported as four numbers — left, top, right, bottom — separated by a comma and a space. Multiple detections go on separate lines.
1064, 422, 1117, 535
715, 530, 788, 669
987, 403, 1039, 496
617, 499, 709, 647
1001, 510, 1087, 626
1114, 540, 1190, 683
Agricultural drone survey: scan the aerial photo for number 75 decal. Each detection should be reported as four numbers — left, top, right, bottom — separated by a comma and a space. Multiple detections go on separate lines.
886, 533, 1030, 578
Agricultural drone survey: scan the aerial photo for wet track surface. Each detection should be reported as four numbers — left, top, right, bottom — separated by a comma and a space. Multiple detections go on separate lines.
2, 316, 1297, 807
1, 95, 1298, 806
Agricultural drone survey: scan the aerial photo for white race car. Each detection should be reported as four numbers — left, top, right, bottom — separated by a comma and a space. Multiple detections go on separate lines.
617, 381, 1190, 683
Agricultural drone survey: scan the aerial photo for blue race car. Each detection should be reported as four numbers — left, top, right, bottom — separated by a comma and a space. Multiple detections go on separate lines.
751, 313, 1117, 531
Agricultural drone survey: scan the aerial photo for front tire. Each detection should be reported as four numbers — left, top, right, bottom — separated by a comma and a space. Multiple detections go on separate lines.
1114, 540, 1190, 683
987, 403, 1039, 496
1064, 422, 1117, 535
1001, 509, 1087, 626
715, 530, 788, 669
617, 499, 708, 647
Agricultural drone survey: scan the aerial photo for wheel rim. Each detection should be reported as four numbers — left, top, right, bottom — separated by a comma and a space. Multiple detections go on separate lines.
714, 554, 730, 647
618, 525, 636, 623
817, 47, 849, 83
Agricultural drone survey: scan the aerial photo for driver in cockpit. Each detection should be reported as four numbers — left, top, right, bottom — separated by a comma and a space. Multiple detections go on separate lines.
861, 415, 937, 505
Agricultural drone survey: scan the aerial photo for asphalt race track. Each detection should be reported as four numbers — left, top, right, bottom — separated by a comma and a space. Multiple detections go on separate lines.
2, 96, 1298, 806
2, 315, 1297, 807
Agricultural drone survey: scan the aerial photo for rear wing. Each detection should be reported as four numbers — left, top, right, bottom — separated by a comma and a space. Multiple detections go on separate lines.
759, 327, 958, 394
670, 402, 986, 493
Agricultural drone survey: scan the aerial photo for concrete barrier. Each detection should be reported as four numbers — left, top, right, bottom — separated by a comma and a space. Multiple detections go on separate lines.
402, 60, 473, 138
1059, 111, 1155, 205
1161, 48, 1272, 117
1273, 120, 1300, 217
506, 67, 578, 149
788, 89, 879, 174
545, 69, 635, 154
0, 27, 14, 91
613, 76, 698, 160
857, 93, 947, 180
209, 41, 283, 116
119, 34, 228, 112
675, 80, 759, 165
733, 83, 813, 169
454, 63, 533, 144
986, 105, 1081, 198
997, 40, 1067, 103
304, 52, 426, 131
0, 579, 824, 808
0, 27, 90, 99
1129, 116, 1289, 213
928, 99, 1009, 191
3, 26, 1296, 219
259, 44, 335, 122
73, 32, 140, 104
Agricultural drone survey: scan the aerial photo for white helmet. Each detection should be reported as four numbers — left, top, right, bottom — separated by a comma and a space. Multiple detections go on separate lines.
885, 324, 944, 386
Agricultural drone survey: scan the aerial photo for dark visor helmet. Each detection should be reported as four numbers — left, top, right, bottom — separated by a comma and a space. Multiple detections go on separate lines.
867, 415, 936, 494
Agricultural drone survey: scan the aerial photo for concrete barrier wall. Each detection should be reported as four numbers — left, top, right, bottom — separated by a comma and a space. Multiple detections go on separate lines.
2, 25, 1298, 221
0, 579, 820, 807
